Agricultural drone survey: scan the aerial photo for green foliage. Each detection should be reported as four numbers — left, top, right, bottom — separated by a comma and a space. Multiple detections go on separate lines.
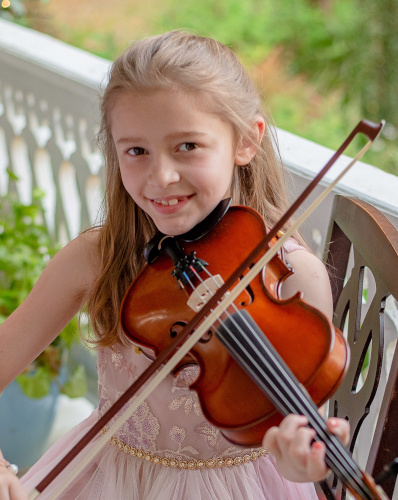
17, 365, 54, 399
0, 176, 86, 398
159, 0, 274, 63
56, 26, 119, 61
261, 0, 398, 173
61, 364, 87, 398
0, 183, 56, 319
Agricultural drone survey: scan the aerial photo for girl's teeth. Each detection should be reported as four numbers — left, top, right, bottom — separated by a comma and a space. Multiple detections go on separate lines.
155, 198, 183, 206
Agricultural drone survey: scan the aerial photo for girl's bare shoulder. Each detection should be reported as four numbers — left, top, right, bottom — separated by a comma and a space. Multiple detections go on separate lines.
281, 249, 333, 320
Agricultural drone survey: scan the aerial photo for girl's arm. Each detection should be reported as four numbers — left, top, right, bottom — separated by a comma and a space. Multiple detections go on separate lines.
0, 230, 100, 392
264, 249, 349, 483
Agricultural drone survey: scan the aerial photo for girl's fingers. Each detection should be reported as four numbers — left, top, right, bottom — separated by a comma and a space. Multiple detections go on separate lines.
0, 475, 28, 500
0, 473, 11, 500
278, 414, 308, 433
9, 481, 28, 500
263, 416, 300, 453
0, 451, 28, 500
263, 415, 351, 483
263, 426, 281, 460
270, 416, 315, 452
306, 441, 330, 482
263, 415, 314, 454
327, 417, 350, 445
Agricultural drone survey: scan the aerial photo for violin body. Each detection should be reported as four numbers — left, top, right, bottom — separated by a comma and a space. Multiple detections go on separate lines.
120, 206, 349, 446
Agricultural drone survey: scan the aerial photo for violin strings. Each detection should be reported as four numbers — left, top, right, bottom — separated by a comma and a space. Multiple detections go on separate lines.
218, 316, 370, 499
216, 317, 371, 499
185, 264, 373, 500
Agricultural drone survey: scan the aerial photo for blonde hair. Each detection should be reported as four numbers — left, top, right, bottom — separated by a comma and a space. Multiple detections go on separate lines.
88, 30, 294, 347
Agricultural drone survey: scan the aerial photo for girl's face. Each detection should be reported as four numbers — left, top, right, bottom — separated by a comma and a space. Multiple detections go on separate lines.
110, 89, 255, 235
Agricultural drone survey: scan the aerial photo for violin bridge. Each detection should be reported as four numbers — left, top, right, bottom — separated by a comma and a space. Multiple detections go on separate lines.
187, 274, 228, 312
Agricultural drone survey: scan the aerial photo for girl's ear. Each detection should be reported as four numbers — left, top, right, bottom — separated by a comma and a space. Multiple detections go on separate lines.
234, 117, 265, 166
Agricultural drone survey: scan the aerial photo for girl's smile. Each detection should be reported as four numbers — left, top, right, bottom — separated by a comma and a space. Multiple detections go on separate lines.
110, 89, 253, 235
149, 194, 192, 215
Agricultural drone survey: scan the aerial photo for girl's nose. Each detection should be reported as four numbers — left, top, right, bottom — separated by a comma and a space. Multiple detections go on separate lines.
147, 156, 180, 187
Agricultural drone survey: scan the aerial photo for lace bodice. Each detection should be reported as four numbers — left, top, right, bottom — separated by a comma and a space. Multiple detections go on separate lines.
97, 344, 257, 462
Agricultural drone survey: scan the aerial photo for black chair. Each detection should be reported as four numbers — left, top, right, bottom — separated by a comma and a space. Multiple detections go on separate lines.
320, 195, 398, 499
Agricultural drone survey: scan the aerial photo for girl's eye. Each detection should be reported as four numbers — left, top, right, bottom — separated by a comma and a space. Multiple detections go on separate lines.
127, 147, 146, 156
179, 142, 198, 152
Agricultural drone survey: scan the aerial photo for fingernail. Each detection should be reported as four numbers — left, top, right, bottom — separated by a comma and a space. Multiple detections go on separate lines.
313, 441, 323, 450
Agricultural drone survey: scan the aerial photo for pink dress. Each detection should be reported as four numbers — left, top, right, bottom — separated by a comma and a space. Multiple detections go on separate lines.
22, 240, 318, 499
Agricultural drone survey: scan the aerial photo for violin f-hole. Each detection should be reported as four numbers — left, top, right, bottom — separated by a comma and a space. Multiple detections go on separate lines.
170, 321, 187, 339
239, 270, 255, 306
170, 320, 213, 343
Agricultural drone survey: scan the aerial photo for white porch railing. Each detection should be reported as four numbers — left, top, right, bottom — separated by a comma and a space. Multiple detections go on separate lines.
1, 19, 398, 493
0, 18, 108, 244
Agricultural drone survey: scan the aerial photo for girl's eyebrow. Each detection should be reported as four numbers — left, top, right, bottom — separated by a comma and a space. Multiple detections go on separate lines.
165, 131, 209, 140
115, 136, 144, 145
115, 131, 210, 145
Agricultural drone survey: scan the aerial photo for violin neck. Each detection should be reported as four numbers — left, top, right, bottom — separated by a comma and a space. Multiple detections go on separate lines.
216, 310, 384, 500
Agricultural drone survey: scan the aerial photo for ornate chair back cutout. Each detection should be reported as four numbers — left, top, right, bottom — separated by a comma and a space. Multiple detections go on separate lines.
323, 195, 398, 499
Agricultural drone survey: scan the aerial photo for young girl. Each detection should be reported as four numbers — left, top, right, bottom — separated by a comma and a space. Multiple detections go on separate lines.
0, 31, 349, 499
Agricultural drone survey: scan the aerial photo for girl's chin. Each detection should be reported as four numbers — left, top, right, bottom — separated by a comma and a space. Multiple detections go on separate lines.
154, 223, 194, 236
152, 216, 200, 236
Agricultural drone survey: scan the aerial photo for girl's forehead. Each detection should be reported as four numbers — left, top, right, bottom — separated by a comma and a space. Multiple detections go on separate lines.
109, 88, 227, 130
108, 88, 240, 149
111, 87, 212, 109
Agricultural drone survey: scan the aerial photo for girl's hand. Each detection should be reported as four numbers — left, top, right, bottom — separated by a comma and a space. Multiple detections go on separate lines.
263, 414, 350, 483
0, 451, 28, 500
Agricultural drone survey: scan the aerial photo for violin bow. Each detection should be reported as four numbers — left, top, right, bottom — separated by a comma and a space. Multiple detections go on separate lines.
29, 120, 384, 500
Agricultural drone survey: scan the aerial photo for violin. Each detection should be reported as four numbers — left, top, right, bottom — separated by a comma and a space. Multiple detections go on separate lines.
119, 201, 385, 500
29, 120, 387, 500
121, 201, 348, 445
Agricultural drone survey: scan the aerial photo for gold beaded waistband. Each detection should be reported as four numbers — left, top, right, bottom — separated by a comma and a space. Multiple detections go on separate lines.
106, 432, 269, 470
